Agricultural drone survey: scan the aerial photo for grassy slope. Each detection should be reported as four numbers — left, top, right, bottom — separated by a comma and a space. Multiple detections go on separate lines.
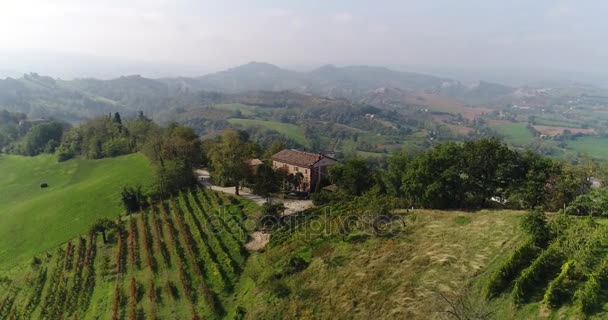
227, 118, 309, 147
0, 153, 153, 270
236, 209, 526, 319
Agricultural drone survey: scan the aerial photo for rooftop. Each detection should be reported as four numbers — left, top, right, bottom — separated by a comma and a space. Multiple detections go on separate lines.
271, 149, 332, 167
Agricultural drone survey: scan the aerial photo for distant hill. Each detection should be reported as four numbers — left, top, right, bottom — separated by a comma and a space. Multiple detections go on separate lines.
164, 62, 517, 105
0, 73, 123, 122
6, 62, 607, 125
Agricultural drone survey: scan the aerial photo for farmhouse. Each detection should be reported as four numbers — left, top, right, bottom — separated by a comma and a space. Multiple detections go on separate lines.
271, 149, 337, 192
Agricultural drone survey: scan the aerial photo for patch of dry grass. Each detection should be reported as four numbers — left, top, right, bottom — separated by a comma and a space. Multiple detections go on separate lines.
244, 209, 526, 319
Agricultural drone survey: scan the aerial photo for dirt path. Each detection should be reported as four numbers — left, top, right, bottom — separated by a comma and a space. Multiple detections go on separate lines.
195, 169, 314, 250
196, 169, 314, 216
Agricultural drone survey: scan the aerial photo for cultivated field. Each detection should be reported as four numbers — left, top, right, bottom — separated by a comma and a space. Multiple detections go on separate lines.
0, 188, 250, 319
492, 123, 534, 146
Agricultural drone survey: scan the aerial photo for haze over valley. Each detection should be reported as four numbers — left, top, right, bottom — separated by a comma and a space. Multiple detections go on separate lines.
4, 1, 608, 319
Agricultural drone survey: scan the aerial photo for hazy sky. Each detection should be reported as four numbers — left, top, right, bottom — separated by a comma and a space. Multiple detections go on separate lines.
1, 0, 607, 79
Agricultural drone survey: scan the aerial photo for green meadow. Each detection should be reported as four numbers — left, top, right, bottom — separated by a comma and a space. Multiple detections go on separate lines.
493, 123, 535, 146
227, 118, 310, 147
0, 153, 153, 270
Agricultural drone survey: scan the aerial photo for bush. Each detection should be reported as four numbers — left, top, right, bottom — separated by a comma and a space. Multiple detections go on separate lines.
566, 189, 608, 217
521, 209, 551, 247
281, 256, 310, 275
485, 238, 541, 298
311, 190, 337, 206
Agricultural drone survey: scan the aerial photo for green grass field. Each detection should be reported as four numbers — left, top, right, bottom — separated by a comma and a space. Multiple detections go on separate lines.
227, 118, 309, 147
566, 136, 608, 160
534, 117, 581, 128
0, 153, 153, 270
492, 123, 535, 146
212, 103, 257, 116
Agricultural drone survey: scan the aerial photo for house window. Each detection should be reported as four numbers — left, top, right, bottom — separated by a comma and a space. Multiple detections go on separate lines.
295, 167, 299, 172
305, 169, 307, 174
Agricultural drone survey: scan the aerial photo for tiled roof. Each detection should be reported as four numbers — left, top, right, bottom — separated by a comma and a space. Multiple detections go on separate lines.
271, 149, 324, 167
244, 158, 264, 166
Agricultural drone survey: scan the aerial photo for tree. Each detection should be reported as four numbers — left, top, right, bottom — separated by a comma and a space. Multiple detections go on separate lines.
263, 141, 285, 160
521, 209, 551, 247
252, 163, 280, 201
460, 138, 518, 207
401, 142, 465, 209
113, 112, 122, 125
207, 129, 253, 195
382, 150, 409, 196
330, 158, 375, 196
91, 218, 117, 244
143, 124, 201, 195
120, 186, 147, 214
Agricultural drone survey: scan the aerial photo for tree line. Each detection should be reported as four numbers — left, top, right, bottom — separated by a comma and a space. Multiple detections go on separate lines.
318, 138, 594, 211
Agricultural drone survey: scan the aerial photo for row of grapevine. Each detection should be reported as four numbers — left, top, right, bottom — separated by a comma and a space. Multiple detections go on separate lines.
128, 277, 137, 320
197, 188, 247, 245
178, 194, 236, 282
189, 190, 246, 266
39, 247, 67, 319
20, 267, 48, 318
0, 287, 20, 319
111, 282, 122, 320
64, 237, 88, 317
511, 245, 565, 304
484, 238, 541, 298
171, 197, 220, 308
159, 202, 206, 318
78, 233, 97, 313
574, 257, 608, 314
138, 212, 155, 272
149, 205, 171, 268
542, 260, 575, 308
116, 225, 126, 274
177, 194, 229, 292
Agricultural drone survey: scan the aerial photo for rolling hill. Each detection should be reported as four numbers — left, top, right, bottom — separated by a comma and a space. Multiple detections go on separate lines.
0, 153, 153, 270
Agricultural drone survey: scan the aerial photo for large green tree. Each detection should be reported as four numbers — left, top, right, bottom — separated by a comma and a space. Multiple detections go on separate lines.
252, 163, 280, 202
207, 129, 254, 195
330, 158, 375, 196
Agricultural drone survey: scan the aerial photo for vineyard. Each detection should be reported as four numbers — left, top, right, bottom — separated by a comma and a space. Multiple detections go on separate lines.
485, 215, 608, 318
0, 187, 250, 319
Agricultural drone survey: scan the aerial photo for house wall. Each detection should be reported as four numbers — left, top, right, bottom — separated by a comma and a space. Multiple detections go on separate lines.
272, 160, 312, 191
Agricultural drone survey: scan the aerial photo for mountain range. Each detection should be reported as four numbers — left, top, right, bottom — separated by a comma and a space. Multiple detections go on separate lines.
1, 61, 603, 123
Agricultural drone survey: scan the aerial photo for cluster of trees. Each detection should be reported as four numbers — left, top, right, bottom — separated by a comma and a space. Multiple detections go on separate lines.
0, 110, 26, 150
141, 123, 201, 196
56, 112, 138, 161
50, 111, 200, 197
7, 121, 68, 155
0, 110, 70, 155
318, 138, 592, 211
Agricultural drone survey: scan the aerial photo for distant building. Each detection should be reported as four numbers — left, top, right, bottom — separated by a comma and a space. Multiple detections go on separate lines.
271, 149, 337, 192
244, 158, 264, 174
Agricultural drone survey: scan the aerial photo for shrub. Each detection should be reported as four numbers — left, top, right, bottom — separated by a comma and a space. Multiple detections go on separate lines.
521, 209, 551, 247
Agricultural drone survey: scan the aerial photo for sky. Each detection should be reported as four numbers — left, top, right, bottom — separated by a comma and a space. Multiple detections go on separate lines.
0, 0, 607, 82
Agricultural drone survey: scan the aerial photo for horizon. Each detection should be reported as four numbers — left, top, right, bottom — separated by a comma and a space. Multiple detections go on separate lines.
1, 1, 608, 86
